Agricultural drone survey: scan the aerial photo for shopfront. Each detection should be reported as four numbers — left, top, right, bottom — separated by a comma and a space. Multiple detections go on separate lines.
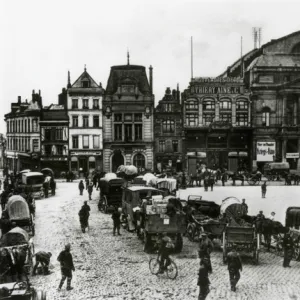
70, 151, 102, 176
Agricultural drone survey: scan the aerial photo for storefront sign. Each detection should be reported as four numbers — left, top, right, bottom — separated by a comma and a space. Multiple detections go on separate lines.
256, 141, 276, 162
286, 153, 299, 159
259, 75, 274, 83
209, 121, 232, 130
192, 85, 241, 94
187, 152, 196, 156
194, 77, 242, 83
228, 152, 238, 157
41, 157, 68, 161
70, 151, 101, 156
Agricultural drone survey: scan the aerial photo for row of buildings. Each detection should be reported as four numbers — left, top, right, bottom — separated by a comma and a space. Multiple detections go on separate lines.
4, 31, 300, 177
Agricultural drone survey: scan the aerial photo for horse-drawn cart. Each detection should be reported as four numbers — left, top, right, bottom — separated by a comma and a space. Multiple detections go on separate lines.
221, 197, 260, 264
285, 207, 300, 261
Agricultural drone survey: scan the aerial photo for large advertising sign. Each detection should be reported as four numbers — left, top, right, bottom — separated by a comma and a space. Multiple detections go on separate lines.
256, 141, 276, 162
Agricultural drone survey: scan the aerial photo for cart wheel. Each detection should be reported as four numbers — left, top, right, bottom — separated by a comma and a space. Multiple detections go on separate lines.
187, 224, 195, 242
293, 243, 300, 261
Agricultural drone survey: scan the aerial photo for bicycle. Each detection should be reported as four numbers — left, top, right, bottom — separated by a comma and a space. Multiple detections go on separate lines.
149, 253, 178, 279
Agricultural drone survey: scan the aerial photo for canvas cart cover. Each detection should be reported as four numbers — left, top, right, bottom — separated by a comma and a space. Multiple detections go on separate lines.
0, 226, 29, 247
143, 173, 157, 186
220, 197, 243, 219
101, 173, 118, 181
286, 207, 300, 227
6, 196, 30, 220
41, 168, 54, 177
125, 165, 138, 175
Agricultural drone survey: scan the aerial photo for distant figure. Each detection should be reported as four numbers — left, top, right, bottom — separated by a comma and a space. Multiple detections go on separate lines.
87, 182, 93, 200
43, 180, 49, 198
78, 180, 84, 196
0, 179, 2, 190
267, 212, 276, 221
50, 178, 56, 196
112, 207, 121, 236
283, 232, 294, 268
85, 177, 89, 190
227, 244, 243, 292
261, 181, 267, 198
78, 201, 91, 233
198, 233, 213, 273
241, 199, 248, 216
197, 259, 211, 300
32, 251, 52, 275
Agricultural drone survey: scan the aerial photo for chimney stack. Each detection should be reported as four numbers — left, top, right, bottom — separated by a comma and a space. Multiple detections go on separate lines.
149, 65, 153, 94
18, 96, 21, 103
177, 83, 180, 103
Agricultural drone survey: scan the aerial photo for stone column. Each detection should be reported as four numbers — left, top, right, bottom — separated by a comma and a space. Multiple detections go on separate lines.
232, 98, 236, 125
198, 100, 203, 125
282, 139, 287, 162
282, 94, 287, 126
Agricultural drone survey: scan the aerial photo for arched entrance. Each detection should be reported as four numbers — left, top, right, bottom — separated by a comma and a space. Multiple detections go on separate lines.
112, 150, 124, 172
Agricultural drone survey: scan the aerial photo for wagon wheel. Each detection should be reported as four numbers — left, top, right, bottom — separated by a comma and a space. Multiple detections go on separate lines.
293, 242, 300, 261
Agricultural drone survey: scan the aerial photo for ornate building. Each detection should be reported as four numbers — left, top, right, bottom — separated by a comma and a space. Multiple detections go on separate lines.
103, 58, 155, 172
182, 78, 252, 175
5, 91, 42, 173
67, 68, 104, 176
40, 104, 69, 177
154, 86, 183, 173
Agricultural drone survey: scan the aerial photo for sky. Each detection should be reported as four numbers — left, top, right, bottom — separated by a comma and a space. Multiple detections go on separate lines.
1, 0, 300, 132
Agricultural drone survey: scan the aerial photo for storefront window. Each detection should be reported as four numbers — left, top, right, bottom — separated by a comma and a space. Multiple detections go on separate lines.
133, 153, 145, 169
236, 113, 248, 126
203, 100, 215, 110
162, 120, 175, 133
219, 100, 232, 110
186, 114, 198, 126
159, 140, 165, 152
203, 114, 214, 125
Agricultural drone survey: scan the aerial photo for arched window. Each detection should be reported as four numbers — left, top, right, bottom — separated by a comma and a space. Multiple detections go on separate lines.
162, 120, 175, 133
219, 100, 232, 110
203, 100, 215, 110
236, 100, 248, 110
262, 107, 271, 127
133, 153, 145, 170
186, 100, 198, 110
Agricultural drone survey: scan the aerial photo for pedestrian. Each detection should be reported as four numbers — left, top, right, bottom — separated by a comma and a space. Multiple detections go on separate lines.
87, 182, 93, 200
158, 232, 174, 273
227, 244, 243, 292
43, 180, 49, 198
221, 172, 227, 186
0, 248, 13, 283
78, 180, 84, 195
209, 175, 214, 191
50, 177, 56, 196
197, 258, 211, 300
85, 177, 89, 190
283, 232, 294, 268
78, 201, 90, 233
93, 175, 97, 188
198, 233, 214, 273
32, 251, 52, 275
112, 206, 121, 236
57, 244, 75, 291
0, 179, 2, 190
267, 211, 276, 221
241, 199, 248, 216
261, 181, 267, 198
11, 247, 27, 281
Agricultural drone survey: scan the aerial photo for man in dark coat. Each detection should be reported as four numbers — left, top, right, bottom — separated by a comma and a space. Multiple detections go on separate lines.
43, 181, 49, 198
49, 178, 56, 196
32, 251, 52, 275
261, 181, 267, 198
283, 232, 294, 268
227, 244, 243, 292
57, 244, 75, 291
112, 207, 121, 236
78, 201, 90, 233
87, 182, 93, 200
197, 259, 211, 300
241, 199, 248, 216
78, 180, 84, 195
198, 233, 214, 273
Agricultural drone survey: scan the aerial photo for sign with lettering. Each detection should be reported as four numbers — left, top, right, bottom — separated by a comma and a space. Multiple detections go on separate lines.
259, 75, 274, 83
256, 141, 276, 162
70, 151, 101, 156
286, 153, 299, 159
192, 86, 241, 94
193, 77, 242, 83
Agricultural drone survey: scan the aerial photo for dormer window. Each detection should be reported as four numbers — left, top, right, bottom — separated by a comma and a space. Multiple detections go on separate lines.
82, 80, 90, 88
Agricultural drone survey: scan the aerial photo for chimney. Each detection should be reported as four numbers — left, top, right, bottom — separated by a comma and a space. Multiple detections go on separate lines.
18, 96, 21, 104
149, 65, 153, 94
177, 83, 180, 103
172, 89, 176, 99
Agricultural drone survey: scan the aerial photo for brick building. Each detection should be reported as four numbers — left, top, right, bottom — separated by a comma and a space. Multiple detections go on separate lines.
103, 59, 155, 173
154, 86, 183, 173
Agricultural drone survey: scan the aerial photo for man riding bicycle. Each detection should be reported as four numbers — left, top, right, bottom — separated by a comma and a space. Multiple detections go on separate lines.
158, 232, 174, 273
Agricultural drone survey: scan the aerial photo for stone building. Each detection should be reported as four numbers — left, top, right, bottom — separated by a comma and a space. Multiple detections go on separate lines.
67, 68, 104, 176
154, 86, 183, 173
103, 59, 155, 173
5, 91, 42, 173
182, 78, 252, 175
223, 30, 300, 172
40, 104, 69, 177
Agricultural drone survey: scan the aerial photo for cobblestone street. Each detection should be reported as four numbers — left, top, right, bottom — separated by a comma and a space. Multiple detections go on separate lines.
30, 182, 300, 300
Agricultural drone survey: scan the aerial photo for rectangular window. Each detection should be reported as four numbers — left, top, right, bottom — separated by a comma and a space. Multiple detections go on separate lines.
72, 116, 78, 127
236, 113, 248, 126
93, 136, 100, 148
125, 124, 132, 141
32, 119, 38, 132
45, 129, 51, 141
56, 128, 63, 140
134, 113, 143, 122
114, 124, 122, 141
72, 99, 78, 109
83, 116, 89, 128
72, 136, 78, 148
186, 102, 198, 110
164, 104, 174, 112
219, 101, 232, 110
262, 112, 270, 127
83, 135, 89, 148
203, 114, 214, 125
186, 114, 198, 126
93, 99, 99, 109
135, 124, 143, 140
172, 140, 179, 152
33, 139, 39, 152
236, 101, 248, 110
203, 101, 215, 110
83, 99, 89, 109
45, 145, 52, 156
124, 114, 132, 122
71, 161, 77, 171
219, 114, 232, 123
162, 120, 175, 133
93, 116, 99, 128
56, 145, 63, 155
159, 140, 165, 152
114, 114, 122, 122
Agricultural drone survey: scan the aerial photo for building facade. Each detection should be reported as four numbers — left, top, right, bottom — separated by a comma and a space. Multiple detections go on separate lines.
40, 104, 69, 177
5, 91, 42, 173
103, 62, 155, 173
154, 86, 183, 173
182, 78, 252, 175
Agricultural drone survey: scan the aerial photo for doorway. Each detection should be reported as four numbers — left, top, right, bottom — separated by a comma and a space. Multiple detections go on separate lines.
112, 151, 124, 172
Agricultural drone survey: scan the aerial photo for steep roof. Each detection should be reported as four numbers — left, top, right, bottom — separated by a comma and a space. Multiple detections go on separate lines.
105, 64, 151, 95
71, 69, 100, 88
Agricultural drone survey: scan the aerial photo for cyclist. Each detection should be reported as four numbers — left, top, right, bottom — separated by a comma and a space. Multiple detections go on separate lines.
158, 232, 174, 273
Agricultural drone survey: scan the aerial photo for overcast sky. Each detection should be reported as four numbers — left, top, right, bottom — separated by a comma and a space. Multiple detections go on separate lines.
1, 0, 300, 132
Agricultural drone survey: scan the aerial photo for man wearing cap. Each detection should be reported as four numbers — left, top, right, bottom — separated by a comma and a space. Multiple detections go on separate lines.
197, 258, 210, 300
283, 232, 294, 268
57, 244, 75, 291
32, 251, 52, 275
241, 199, 248, 216
78, 201, 90, 233
158, 232, 174, 273
227, 244, 242, 292
198, 233, 214, 273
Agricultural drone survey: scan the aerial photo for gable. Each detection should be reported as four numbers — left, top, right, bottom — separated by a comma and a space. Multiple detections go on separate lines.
72, 70, 99, 88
